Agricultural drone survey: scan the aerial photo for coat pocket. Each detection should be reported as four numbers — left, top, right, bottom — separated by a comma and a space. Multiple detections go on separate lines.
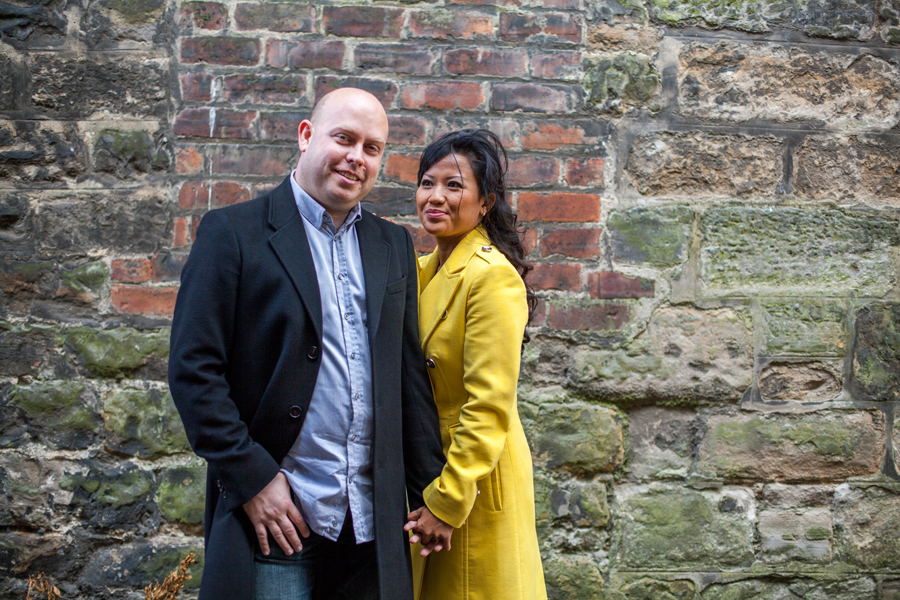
476, 464, 503, 512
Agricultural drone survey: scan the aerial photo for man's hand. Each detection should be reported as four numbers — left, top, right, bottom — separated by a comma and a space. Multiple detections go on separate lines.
243, 472, 310, 556
404, 505, 454, 557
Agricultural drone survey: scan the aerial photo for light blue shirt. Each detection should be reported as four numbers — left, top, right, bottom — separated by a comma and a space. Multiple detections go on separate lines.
281, 171, 375, 543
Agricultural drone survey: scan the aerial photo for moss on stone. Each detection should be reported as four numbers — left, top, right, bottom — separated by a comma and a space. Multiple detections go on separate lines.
157, 466, 206, 525
60, 261, 108, 295
543, 554, 604, 600
12, 380, 94, 431
98, 0, 165, 24
66, 464, 153, 508
103, 388, 189, 456
607, 207, 693, 266
584, 54, 660, 113
713, 417, 858, 457
805, 526, 830, 540
619, 577, 695, 600
65, 326, 169, 378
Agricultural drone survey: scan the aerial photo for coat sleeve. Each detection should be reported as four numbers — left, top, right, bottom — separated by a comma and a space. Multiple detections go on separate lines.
422, 261, 528, 527
398, 227, 447, 511
168, 209, 281, 512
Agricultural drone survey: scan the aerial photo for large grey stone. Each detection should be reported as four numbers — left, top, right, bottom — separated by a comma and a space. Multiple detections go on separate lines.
157, 464, 206, 525
543, 553, 604, 600
849, 303, 900, 401
625, 132, 782, 198
583, 53, 661, 115
794, 135, 900, 204
64, 461, 160, 534
79, 538, 204, 591
0, 120, 87, 184
65, 326, 170, 379
759, 300, 848, 357
625, 407, 699, 480
607, 206, 693, 266
758, 507, 833, 563
616, 484, 755, 568
0, 454, 71, 530
835, 484, 900, 569
697, 411, 884, 481
678, 42, 900, 130
534, 468, 609, 528
102, 388, 189, 457
699, 207, 900, 297
700, 578, 877, 600
81, 0, 168, 50
757, 360, 843, 404
11, 380, 99, 449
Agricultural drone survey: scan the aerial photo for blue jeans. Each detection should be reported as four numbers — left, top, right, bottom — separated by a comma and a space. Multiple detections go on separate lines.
253, 510, 378, 600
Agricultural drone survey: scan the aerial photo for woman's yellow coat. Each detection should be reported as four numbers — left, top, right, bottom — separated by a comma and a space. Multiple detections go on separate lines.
413, 227, 546, 600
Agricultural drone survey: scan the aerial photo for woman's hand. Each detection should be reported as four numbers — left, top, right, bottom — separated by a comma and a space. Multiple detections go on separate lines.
404, 505, 455, 557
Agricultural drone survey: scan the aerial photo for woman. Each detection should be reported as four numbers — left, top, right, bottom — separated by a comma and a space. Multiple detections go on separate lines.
405, 129, 547, 599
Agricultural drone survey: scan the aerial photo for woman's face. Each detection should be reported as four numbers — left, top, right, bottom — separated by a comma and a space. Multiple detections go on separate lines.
416, 153, 486, 247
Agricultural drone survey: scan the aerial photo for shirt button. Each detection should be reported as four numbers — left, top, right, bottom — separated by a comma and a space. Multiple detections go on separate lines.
354, 393, 360, 400
338, 274, 344, 280
344, 313, 350, 321
351, 352, 356, 359
289, 406, 303, 418
426, 358, 435, 369
351, 435, 357, 441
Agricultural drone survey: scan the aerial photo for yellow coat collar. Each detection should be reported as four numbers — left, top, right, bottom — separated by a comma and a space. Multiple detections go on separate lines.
418, 227, 493, 347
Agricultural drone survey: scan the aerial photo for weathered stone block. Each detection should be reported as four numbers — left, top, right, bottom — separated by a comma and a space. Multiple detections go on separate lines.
79, 539, 204, 591
678, 43, 900, 130
0, 531, 67, 581
534, 469, 609, 528
102, 388, 189, 457
612, 577, 695, 600
625, 132, 782, 198
850, 304, 900, 402
29, 55, 167, 119
0, 120, 86, 184
570, 307, 753, 405
616, 484, 755, 568
626, 407, 698, 480
700, 578, 877, 600
543, 554, 604, 600
697, 411, 884, 481
157, 465, 206, 525
0, 455, 69, 529
520, 387, 624, 475
0, 322, 67, 379
607, 206, 692, 266
64, 461, 159, 534
59, 261, 107, 304
32, 191, 170, 257
794, 135, 900, 204
81, 0, 167, 50
584, 53, 660, 114
699, 207, 900, 297
757, 360, 843, 404
760, 300, 848, 357
835, 484, 900, 569
11, 380, 98, 449
92, 129, 169, 178
759, 507, 832, 563
65, 326, 169, 378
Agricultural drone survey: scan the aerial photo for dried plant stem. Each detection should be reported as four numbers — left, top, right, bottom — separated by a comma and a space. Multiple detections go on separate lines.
26, 573, 60, 600
144, 553, 197, 600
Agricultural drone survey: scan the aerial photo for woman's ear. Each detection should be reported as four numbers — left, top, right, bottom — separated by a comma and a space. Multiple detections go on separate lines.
484, 193, 496, 212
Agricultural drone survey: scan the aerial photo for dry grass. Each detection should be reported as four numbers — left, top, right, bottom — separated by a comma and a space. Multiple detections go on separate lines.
26, 574, 61, 600
144, 553, 197, 600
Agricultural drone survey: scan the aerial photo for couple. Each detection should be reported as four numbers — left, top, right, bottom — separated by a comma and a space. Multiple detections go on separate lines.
169, 88, 546, 600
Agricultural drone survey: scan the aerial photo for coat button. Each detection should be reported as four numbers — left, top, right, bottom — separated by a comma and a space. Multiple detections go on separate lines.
441, 310, 448, 320
289, 406, 303, 418
426, 358, 435, 369
307, 346, 319, 360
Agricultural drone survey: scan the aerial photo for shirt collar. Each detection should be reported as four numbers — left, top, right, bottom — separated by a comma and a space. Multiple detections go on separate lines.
290, 170, 362, 233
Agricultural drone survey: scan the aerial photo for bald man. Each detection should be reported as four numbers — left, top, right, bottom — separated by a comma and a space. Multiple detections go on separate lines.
169, 88, 446, 600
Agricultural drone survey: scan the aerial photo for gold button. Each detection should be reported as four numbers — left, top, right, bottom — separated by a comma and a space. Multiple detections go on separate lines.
426, 358, 436, 369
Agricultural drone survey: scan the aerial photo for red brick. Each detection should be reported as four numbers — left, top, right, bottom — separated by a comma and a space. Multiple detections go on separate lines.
211, 181, 250, 207
403, 224, 437, 253
588, 272, 655, 299
181, 37, 261, 66
234, 3, 315, 32
507, 156, 559, 187
355, 44, 435, 75
151, 253, 187, 282
385, 154, 420, 184
111, 285, 179, 318
267, 40, 345, 70
492, 83, 581, 114
500, 12, 581, 43
532, 51, 582, 79
259, 112, 305, 142
529, 262, 581, 291
315, 77, 397, 110
388, 116, 428, 145
211, 146, 294, 177
529, 297, 546, 327
176, 146, 204, 175
223, 74, 305, 104
521, 228, 538, 254
548, 303, 629, 331
522, 120, 606, 151
444, 48, 526, 77
174, 108, 212, 138
323, 6, 403, 38
111, 259, 152, 283
409, 10, 493, 39
433, 118, 519, 149
541, 228, 600, 258
565, 157, 605, 187
180, 2, 226, 30
181, 72, 213, 102
178, 181, 209, 209
173, 217, 189, 247
212, 109, 257, 139
518, 192, 600, 223
401, 82, 483, 111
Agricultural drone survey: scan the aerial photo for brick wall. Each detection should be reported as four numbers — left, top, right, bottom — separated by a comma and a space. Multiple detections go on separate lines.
2, 0, 900, 598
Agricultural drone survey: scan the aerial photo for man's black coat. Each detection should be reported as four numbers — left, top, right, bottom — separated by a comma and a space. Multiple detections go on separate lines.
168, 176, 445, 600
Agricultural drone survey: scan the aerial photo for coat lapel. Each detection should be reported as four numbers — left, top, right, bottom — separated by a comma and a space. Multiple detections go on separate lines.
418, 227, 491, 348
266, 177, 323, 341
356, 211, 390, 347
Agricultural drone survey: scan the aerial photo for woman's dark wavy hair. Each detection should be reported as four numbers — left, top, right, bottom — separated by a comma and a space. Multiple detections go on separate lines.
417, 128, 537, 339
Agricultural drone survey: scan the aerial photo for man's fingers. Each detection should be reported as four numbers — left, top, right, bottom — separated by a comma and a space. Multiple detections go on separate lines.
255, 524, 271, 555
277, 517, 302, 554
269, 522, 296, 555
289, 506, 310, 539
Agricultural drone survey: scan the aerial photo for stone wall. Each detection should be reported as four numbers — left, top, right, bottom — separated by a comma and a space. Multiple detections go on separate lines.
2, 0, 899, 598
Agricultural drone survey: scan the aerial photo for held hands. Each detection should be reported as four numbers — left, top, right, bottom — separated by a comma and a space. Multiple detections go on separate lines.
404, 505, 454, 557
243, 471, 310, 556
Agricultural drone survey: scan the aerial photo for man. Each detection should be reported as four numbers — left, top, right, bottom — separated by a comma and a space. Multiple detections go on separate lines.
168, 88, 447, 599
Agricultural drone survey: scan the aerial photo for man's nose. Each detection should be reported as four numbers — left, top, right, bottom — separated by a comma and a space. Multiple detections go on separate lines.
346, 143, 364, 162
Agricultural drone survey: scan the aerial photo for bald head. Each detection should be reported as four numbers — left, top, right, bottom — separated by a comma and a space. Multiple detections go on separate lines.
310, 88, 388, 129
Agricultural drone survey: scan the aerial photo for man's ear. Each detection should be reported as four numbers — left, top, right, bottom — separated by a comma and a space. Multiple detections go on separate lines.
297, 120, 313, 152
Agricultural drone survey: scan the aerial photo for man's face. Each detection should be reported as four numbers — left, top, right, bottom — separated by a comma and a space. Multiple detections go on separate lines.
295, 90, 388, 221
